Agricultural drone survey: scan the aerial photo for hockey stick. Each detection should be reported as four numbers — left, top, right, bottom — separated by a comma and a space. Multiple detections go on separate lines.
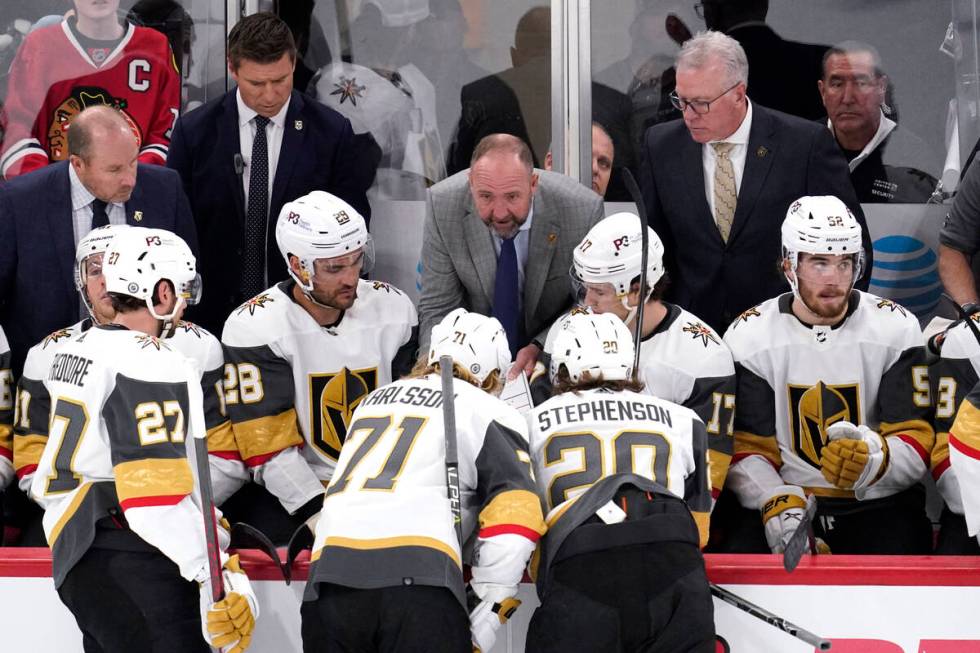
187, 379, 224, 602
620, 169, 650, 379
943, 293, 980, 346
440, 355, 464, 547
285, 521, 315, 581
782, 494, 818, 572
710, 583, 832, 650
230, 522, 291, 584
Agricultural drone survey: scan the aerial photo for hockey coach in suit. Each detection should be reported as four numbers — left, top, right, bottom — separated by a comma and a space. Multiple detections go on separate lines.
168, 13, 376, 334
0, 105, 198, 375
419, 133, 604, 377
641, 31, 870, 333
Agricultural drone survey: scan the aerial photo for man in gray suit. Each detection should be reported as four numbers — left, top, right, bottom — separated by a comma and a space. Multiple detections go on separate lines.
420, 134, 604, 377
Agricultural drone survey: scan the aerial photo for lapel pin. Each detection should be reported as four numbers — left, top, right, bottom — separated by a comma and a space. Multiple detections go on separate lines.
133, 210, 143, 222
547, 233, 557, 243
756, 146, 769, 158
294, 120, 303, 131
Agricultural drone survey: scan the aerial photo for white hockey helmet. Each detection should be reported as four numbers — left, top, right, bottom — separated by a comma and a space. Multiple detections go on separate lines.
781, 195, 865, 290
571, 212, 665, 304
75, 224, 131, 316
427, 308, 511, 386
275, 190, 375, 294
549, 312, 635, 384
102, 227, 201, 322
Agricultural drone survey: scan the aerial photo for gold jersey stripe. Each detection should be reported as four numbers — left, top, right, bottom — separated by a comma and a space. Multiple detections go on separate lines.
312, 535, 461, 567
733, 431, 783, 467
233, 408, 303, 462
881, 419, 935, 455
206, 420, 239, 454
479, 489, 546, 536
708, 450, 732, 493
13, 434, 47, 468
692, 510, 710, 550
49, 482, 93, 545
932, 431, 950, 471
0, 424, 11, 450
952, 399, 980, 451
114, 458, 194, 504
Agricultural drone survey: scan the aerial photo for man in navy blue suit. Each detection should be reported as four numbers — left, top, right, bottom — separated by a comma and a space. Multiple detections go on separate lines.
640, 30, 870, 334
0, 105, 198, 375
168, 12, 377, 334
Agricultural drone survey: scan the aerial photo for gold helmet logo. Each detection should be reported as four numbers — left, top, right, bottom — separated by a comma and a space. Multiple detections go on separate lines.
797, 381, 850, 463
318, 367, 371, 454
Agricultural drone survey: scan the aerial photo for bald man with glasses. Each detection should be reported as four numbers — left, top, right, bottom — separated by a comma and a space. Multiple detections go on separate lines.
640, 30, 869, 333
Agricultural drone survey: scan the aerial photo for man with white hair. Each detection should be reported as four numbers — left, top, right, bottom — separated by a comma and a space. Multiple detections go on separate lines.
640, 29, 869, 333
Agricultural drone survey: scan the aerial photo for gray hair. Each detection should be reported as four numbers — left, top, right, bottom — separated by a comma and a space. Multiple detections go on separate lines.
676, 30, 748, 87
823, 40, 884, 78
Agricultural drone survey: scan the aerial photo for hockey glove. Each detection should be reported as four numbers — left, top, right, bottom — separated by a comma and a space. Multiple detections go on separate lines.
819, 421, 888, 490
470, 597, 521, 653
199, 554, 259, 653
761, 485, 808, 554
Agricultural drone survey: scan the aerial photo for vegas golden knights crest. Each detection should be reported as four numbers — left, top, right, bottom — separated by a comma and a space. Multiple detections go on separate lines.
309, 367, 378, 459
787, 381, 861, 468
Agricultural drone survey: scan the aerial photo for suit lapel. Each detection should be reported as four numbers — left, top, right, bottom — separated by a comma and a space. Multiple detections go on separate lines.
271, 91, 303, 213
730, 106, 775, 243
219, 92, 246, 226
523, 197, 560, 323
680, 137, 722, 245
50, 165, 79, 308
461, 199, 496, 304
124, 181, 146, 224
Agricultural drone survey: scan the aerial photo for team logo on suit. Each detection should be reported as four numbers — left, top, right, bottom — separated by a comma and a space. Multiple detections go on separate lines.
309, 367, 378, 458
788, 381, 860, 468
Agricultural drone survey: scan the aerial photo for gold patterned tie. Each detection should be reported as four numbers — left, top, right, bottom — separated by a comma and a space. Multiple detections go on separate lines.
712, 142, 737, 243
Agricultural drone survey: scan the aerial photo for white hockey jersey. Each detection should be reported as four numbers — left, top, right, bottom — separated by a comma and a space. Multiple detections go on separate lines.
949, 369, 980, 536
31, 325, 212, 587
724, 292, 934, 509
15, 320, 247, 505
308, 374, 544, 607
0, 326, 13, 490
544, 304, 735, 497
932, 316, 980, 518
222, 280, 418, 514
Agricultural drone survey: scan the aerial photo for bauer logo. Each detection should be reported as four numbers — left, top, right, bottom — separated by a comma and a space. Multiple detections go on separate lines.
868, 235, 940, 318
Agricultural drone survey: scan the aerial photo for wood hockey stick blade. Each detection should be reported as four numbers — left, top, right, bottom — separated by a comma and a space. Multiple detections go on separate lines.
285, 523, 316, 581
440, 355, 464, 547
193, 436, 225, 602
710, 583, 832, 650
782, 494, 818, 572
620, 168, 649, 377
231, 521, 290, 584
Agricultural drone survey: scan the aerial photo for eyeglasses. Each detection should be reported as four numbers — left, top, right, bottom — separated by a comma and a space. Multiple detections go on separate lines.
669, 82, 741, 115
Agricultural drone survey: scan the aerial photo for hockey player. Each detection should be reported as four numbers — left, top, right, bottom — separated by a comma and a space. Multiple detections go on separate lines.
527, 312, 714, 652
13, 226, 247, 539
0, 326, 12, 493
222, 191, 418, 543
924, 316, 980, 553
724, 195, 934, 554
0, 0, 180, 178
31, 227, 257, 652
949, 373, 980, 550
563, 211, 736, 503
303, 309, 544, 652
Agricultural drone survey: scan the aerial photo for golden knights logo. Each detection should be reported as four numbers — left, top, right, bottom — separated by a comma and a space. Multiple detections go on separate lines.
176, 321, 203, 338
42, 328, 74, 348
731, 306, 761, 329
308, 367, 378, 459
682, 321, 719, 347
236, 294, 274, 316
134, 334, 165, 351
787, 381, 861, 468
875, 298, 907, 317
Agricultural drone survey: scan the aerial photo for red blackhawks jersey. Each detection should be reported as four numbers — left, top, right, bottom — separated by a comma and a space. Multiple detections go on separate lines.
0, 20, 179, 179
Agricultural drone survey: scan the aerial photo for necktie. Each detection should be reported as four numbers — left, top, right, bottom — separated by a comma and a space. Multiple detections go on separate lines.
243, 115, 270, 298
91, 199, 109, 230
712, 141, 737, 243
493, 236, 521, 358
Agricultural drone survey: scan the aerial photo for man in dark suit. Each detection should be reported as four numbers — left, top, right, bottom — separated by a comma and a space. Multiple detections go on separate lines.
700, 0, 828, 121
168, 12, 376, 334
0, 105, 197, 375
420, 134, 604, 378
641, 30, 870, 333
